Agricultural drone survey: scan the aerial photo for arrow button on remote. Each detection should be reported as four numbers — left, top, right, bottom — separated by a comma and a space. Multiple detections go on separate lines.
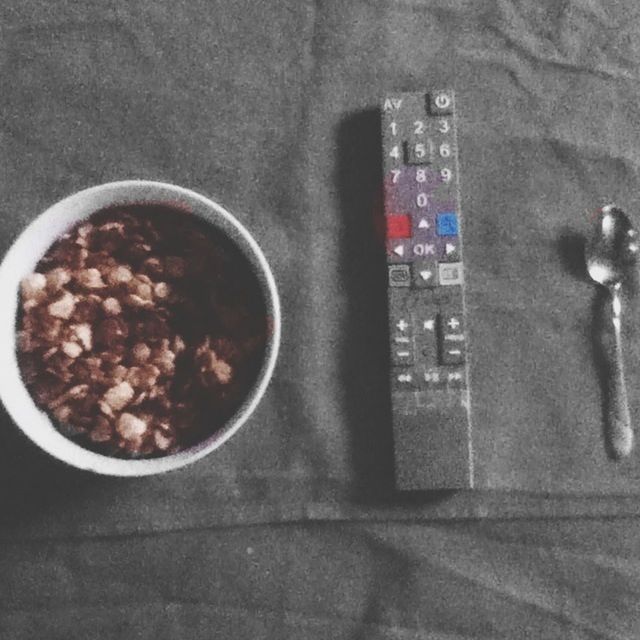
412, 260, 438, 288
441, 240, 460, 261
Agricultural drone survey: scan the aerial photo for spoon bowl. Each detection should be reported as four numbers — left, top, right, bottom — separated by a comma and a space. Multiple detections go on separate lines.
586, 205, 638, 287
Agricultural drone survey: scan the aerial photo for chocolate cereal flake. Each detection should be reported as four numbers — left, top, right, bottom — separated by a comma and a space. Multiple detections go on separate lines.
17, 205, 269, 458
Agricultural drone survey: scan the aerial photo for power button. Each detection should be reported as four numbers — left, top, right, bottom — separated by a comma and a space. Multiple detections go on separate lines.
428, 91, 454, 116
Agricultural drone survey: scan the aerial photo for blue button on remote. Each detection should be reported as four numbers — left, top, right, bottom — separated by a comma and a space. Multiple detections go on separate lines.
436, 212, 458, 237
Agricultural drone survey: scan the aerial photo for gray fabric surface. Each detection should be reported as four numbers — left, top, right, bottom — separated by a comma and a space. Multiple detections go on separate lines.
2, 1, 640, 636
3, 0, 640, 539
3, 518, 640, 639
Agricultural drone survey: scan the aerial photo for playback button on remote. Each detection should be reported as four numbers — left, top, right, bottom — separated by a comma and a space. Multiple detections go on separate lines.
422, 368, 446, 390
393, 368, 417, 389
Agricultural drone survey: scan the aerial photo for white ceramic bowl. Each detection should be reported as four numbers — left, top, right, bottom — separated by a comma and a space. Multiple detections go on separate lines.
0, 180, 281, 476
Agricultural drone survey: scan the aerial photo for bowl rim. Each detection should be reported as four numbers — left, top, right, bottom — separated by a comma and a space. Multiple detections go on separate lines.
0, 180, 281, 476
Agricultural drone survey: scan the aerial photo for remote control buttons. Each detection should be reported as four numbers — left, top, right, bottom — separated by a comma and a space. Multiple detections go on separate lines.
438, 262, 463, 286
388, 264, 411, 287
428, 91, 454, 116
416, 314, 437, 334
412, 241, 436, 258
414, 310, 438, 365
417, 340, 438, 367
447, 369, 465, 389
436, 212, 459, 237
387, 240, 411, 261
441, 313, 463, 332
392, 345, 414, 366
422, 368, 446, 390
414, 216, 432, 238
386, 214, 412, 239
393, 369, 417, 389
404, 139, 433, 165
442, 330, 465, 345
441, 240, 460, 261
441, 347, 465, 365
412, 261, 438, 288
390, 312, 416, 367
439, 313, 466, 366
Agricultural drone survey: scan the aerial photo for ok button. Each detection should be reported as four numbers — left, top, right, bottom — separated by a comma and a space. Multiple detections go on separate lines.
413, 242, 436, 257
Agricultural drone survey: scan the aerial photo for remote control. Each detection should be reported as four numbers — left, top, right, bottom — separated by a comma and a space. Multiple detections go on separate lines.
382, 90, 473, 490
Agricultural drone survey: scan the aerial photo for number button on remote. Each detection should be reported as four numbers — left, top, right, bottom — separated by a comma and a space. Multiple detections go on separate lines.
404, 139, 433, 165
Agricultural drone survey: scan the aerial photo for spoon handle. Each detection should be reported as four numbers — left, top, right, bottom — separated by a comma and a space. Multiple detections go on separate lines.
610, 285, 634, 458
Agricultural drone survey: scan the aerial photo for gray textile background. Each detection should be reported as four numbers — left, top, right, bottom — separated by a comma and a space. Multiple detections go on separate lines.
3, 0, 640, 637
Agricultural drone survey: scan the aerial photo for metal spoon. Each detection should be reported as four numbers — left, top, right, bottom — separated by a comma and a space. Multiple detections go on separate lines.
586, 204, 639, 459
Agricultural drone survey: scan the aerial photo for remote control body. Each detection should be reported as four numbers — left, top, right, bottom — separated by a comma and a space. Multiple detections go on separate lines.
382, 90, 473, 490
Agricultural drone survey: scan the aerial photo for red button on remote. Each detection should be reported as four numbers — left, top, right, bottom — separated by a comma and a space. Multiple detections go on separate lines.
386, 214, 412, 239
